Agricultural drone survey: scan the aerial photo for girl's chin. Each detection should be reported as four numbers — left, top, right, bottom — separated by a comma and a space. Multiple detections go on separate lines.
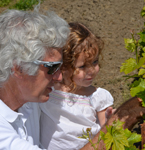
84, 83, 92, 87
40, 95, 50, 103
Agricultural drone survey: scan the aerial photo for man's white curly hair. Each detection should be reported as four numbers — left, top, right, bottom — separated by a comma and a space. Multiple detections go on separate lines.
0, 8, 70, 86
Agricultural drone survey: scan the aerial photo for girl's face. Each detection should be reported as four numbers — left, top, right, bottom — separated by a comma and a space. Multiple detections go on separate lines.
73, 51, 99, 88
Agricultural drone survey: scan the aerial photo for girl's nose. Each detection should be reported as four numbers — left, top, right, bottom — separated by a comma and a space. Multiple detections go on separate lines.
52, 69, 62, 82
88, 65, 95, 72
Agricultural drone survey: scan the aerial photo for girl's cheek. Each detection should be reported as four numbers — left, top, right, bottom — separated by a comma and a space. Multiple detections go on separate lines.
95, 65, 99, 73
97, 66, 100, 73
73, 68, 80, 75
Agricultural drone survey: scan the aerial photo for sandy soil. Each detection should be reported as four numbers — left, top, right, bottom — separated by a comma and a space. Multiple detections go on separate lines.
0, 0, 145, 108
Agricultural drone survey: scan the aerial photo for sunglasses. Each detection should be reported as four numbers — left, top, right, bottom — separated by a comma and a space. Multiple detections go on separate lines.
33, 60, 63, 75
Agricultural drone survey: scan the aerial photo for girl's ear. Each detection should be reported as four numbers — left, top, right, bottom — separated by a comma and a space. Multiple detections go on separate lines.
11, 65, 23, 78
62, 69, 73, 82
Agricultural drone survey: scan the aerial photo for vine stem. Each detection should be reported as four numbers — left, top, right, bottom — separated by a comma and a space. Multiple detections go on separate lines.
131, 33, 138, 63
88, 138, 98, 150
86, 131, 98, 150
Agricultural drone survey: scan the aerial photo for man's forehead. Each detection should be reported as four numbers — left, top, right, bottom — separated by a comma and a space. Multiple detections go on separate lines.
44, 48, 63, 61
47, 47, 62, 54
48, 47, 62, 51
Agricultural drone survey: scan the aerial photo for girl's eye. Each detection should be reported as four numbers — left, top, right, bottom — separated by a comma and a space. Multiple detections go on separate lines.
78, 65, 85, 69
93, 60, 98, 65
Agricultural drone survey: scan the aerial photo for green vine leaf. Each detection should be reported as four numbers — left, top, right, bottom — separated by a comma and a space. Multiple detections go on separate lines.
127, 132, 141, 145
99, 130, 105, 141
136, 90, 145, 107
0, 0, 10, 7
80, 120, 141, 150
120, 58, 137, 74
130, 78, 145, 96
141, 5, 145, 17
102, 120, 141, 150
137, 56, 145, 68
124, 38, 136, 52
124, 128, 132, 138
112, 119, 124, 129
124, 128, 141, 146
138, 31, 145, 43
103, 120, 129, 150
112, 139, 125, 150
138, 68, 145, 75
113, 131, 129, 147
104, 132, 113, 150
142, 47, 145, 53
125, 146, 139, 150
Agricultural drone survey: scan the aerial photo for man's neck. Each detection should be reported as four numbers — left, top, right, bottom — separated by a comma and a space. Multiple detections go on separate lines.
0, 79, 24, 111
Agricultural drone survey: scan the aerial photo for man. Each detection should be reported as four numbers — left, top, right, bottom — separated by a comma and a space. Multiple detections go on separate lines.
0, 7, 117, 150
0, 8, 69, 150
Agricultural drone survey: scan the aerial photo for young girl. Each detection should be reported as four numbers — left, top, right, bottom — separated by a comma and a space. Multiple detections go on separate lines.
40, 23, 114, 150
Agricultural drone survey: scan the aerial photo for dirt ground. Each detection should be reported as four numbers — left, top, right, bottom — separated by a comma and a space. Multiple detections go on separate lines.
0, 0, 145, 108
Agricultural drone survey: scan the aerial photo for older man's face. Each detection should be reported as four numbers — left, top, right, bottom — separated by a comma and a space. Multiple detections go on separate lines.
19, 48, 63, 103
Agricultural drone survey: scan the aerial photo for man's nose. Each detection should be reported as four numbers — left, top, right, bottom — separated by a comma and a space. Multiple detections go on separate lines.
52, 69, 62, 82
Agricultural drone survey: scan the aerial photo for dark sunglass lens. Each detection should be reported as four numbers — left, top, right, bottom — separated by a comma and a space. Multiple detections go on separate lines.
46, 64, 61, 74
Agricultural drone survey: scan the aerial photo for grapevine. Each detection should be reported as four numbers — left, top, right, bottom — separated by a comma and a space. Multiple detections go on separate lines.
79, 120, 142, 150
120, 4, 145, 107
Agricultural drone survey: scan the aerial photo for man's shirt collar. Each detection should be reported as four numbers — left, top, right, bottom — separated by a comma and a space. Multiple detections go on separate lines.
0, 99, 23, 123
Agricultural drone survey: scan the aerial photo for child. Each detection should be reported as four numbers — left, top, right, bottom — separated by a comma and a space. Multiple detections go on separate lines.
40, 23, 114, 150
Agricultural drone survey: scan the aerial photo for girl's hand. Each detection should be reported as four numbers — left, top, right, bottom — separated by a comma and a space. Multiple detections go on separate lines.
98, 107, 116, 127
105, 107, 116, 120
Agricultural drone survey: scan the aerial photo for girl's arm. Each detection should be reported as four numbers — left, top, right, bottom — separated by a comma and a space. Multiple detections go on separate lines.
97, 108, 107, 127
97, 107, 115, 127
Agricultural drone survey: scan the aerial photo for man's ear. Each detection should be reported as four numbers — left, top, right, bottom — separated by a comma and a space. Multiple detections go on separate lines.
11, 65, 23, 78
